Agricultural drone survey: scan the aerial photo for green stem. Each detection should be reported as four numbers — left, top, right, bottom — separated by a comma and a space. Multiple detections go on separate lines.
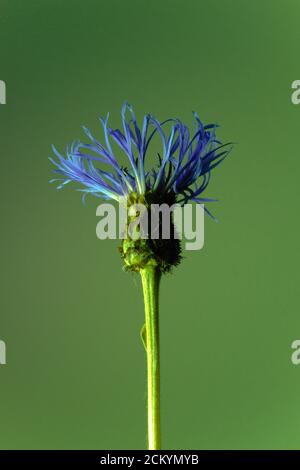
140, 266, 161, 450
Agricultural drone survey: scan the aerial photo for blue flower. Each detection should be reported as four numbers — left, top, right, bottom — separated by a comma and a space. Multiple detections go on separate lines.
50, 103, 232, 216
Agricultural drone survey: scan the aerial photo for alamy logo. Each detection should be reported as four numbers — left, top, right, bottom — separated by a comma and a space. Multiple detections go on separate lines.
291, 340, 300, 365
95, 200, 205, 251
0, 80, 6, 104
291, 80, 300, 105
0, 340, 6, 365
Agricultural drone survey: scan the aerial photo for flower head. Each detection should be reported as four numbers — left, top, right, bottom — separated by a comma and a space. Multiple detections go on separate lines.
50, 103, 232, 272
50, 103, 232, 217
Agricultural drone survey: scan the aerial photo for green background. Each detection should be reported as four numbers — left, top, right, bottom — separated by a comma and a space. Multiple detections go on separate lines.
1, 0, 300, 450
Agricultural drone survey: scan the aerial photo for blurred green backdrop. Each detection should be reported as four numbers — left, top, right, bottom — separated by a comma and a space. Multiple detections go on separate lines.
0, 0, 300, 450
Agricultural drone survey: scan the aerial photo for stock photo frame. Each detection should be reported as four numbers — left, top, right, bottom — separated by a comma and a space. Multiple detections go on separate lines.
1, 0, 300, 464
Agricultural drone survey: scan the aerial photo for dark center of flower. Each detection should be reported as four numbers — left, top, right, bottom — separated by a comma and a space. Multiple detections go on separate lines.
119, 191, 182, 273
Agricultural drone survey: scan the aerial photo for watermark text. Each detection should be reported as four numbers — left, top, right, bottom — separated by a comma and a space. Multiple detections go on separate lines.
96, 200, 205, 251
0, 340, 6, 365
0, 80, 6, 104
